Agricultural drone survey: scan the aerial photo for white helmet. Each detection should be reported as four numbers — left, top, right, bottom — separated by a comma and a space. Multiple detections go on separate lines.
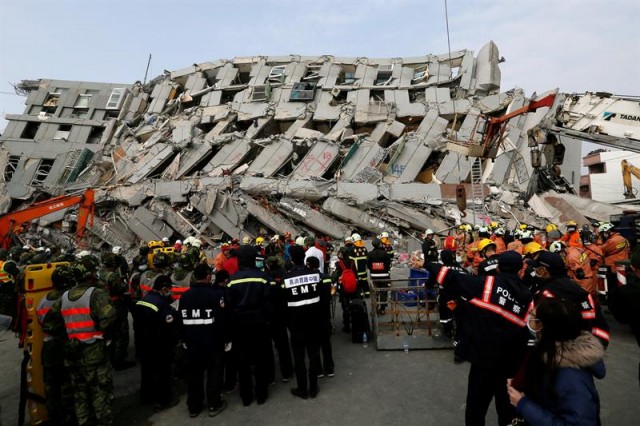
378, 231, 389, 239
424, 229, 434, 236
344, 236, 354, 244
112, 246, 122, 255
175, 239, 182, 245
599, 223, 614, 233
549, 241, 566, 253
494, 228, 504, 236
352, 233, 362, 242
76, 250, 91, 259
162, 237, 170, 243
36, 247, 45, 252
520, 230, 533, 240
191, 239, 202, 248
295, 236, 305, 246
478, 226, 489, 235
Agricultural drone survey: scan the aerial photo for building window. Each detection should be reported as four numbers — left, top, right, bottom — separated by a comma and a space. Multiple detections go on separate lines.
268, 65, 286, 83
588, 163, 606, 174
21, 121, 41, 139
251, 86, 268, 102
3, 155, 20, 181
106, 88, 126, 109
302, 64, 322, 81
73, 109, 89, 118
31, 159, 55, 186
74, 94, 92, 109
375, 64, 394, 86
54, 124, 72, 141
87, 126, 104, 144
42, 93, 60, 114
289, 82, 316, 101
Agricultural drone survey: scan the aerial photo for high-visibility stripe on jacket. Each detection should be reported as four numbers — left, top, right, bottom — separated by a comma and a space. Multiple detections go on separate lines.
0, 260, 9, 283
61, 287, 103, 343
468, 276, 528, 327
36, 296, 56, 342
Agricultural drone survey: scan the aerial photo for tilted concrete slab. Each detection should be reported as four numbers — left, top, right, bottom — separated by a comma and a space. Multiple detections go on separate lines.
379, 202, 448, 232
175, 141, 214, 179
278, 197, 351, 239
436, 153, 475, 183
333, 182, 379, 204
202, 137, 253, 177
191, 191, 247, 239
291, 140, 340, 179
239, 195, 302, 236
239, 177, 331, 201
341, 139, 386, 182
322, 197, 398, 237
126, 144, 175, 184
247, 138, 293, 177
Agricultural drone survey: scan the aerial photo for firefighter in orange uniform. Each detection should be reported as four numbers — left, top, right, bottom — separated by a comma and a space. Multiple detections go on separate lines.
550, 241, 595, 295
560, 220, 583, 248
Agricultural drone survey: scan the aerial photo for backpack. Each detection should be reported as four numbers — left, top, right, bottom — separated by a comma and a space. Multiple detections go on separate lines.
338, 260, 358, 294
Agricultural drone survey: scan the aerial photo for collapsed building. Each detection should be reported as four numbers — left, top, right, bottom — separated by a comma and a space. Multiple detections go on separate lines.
1, 41, 638, 254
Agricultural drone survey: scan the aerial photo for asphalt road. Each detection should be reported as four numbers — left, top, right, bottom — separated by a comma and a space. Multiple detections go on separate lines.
1, 305, 639, 425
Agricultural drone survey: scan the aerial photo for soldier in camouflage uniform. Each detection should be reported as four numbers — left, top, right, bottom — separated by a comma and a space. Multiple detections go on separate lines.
139, 252, 170, 296
111, 246, 129, 279
170, 253, 195, 301
37, 265, 77, 425
42, 257, 117, 426
99, 252, 134, 371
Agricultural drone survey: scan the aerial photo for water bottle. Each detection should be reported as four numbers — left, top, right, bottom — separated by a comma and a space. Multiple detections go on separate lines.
362, 332, 368, 348
403, 342, 409, 353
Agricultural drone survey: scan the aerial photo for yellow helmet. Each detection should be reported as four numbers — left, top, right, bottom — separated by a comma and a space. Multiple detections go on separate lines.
566, 220, 577, 227
523, 242, 544, 256
490, 221, 498, 229
519, 224, 528, 230
545, 223, 558, 233
255, 237, 265, 246
477, 238, 496, 253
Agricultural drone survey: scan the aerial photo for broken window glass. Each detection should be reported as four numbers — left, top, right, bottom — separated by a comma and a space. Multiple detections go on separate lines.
268, 65, 286, 83
290, 82, 316, 102
375, 64, 394, 86
3, 155, 20, 182
30, 158, 55, 186
87, 126, 104, 144
42, 93, 60, 114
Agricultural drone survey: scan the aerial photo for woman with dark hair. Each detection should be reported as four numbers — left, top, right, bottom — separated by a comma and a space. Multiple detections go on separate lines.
507, 297, 605, 425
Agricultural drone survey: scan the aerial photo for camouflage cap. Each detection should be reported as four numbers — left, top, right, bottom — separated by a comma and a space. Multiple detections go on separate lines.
100, 252, 117, 267
72, 256, 98, 280
51, 265, 77, 289
152, 251, 168, 267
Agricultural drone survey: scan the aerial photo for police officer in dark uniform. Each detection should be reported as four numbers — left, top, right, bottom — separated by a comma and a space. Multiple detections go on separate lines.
284, 245, 329, 399
226, 245, 272, 406
531, 251, 610, 347
349, 233, 369, 296
178, 264, 228, 418
436, 250, 469, 362
422, 229, 439, 262
367, 238, 391, 315
435, 251, 532, 426
477, 239, 499, 276
134, 274, 179, 411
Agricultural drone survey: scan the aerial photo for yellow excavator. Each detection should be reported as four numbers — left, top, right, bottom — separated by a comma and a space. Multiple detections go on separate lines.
621, 159, 640, 199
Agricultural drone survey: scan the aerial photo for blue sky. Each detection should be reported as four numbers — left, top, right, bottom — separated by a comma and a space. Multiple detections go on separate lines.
1, 0, 639, 133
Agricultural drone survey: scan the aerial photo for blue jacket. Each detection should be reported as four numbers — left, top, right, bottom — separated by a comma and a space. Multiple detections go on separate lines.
517, 332, 605, 425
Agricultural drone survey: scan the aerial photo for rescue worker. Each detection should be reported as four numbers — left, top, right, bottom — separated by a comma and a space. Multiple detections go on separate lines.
255, 237, 266, 270
99, 252, 134, 370
367, 238, 391, 315
507, 229, 524, 254
0, 256, 19, 328
598, 222, 631, 287
134, 274, 179, 411
170, 253, 195, 301
226, 245, 272, 406
531, 251, 610, 347
550, 241, 595, 295
335, 246, 357, 333
521, 242, 545, 291
491, 228, 506, 254
179, 264, 229, 418
584, 239, 605, 294
422, 229, 439, 263
139, 251, 169, 296
186, 238, 206, 265
37, 265, 76, 426
305, 256, 334, 379
560, 220, 584, 248
476, 239, 500, 276
434, 251, 532, 425
609, 246, 640, 387
161, 237, 171, 247
111, 246, 129, 278
350, 233, 370, 297
214, 243, 231, 272
42, 257, 117, 426
378, 231, 394, 259
284, 245, 329, 399
437, 250, 468, 363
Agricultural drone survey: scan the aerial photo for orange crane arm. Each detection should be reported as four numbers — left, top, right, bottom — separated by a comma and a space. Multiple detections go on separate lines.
0, 189, 95, 248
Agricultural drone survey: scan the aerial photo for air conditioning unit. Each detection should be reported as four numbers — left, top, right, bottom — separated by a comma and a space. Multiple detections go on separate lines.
378, 64, 394, 73
330, 87, 341, 98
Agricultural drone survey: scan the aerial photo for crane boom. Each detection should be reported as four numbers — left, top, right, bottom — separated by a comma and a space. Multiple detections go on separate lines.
0, 189, 95, 248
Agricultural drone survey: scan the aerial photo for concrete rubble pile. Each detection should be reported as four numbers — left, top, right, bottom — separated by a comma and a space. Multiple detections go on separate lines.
0, 41, 627, 255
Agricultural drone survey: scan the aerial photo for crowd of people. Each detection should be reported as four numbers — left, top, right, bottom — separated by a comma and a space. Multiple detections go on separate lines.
0, 217, 638, 425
